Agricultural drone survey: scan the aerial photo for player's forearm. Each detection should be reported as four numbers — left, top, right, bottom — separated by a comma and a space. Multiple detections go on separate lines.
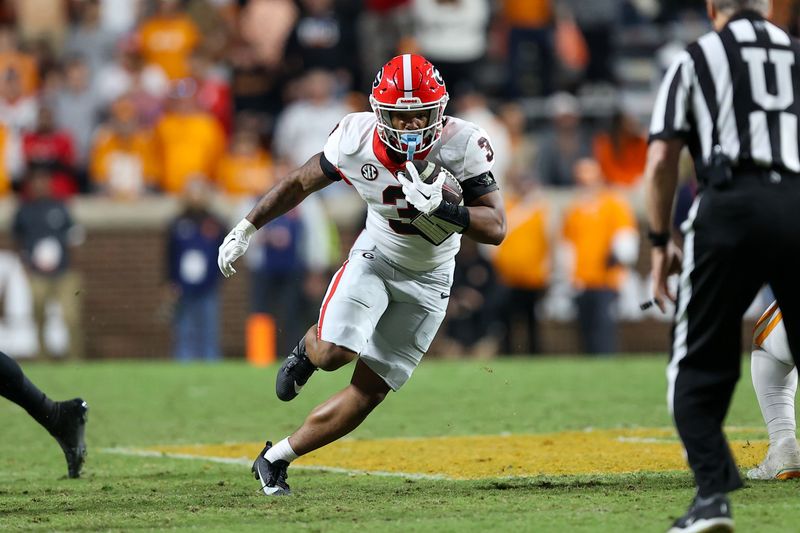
463, 204, 506, 245
644, 140, 681, 234
245, 154, 328, 230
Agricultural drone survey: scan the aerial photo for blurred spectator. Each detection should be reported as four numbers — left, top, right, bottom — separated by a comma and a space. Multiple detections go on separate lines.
536, 92, 590, 187
410, 0, 490, 97
51, 57, 101, 171
456, 91, 511, 190
238, 0, 298, 68
89, 96, 159, 198
285, 0, 359, 86
492, 176, 549, 355
184, 0, 232, 60
99, 0, 143, 36
95, 43, 169, 121
154, 79, 225, 193
0, 123, 22, 194
243, 193, 333, 355
0, 26, 38, 96
560, 0, 621, 85
272, 69, 350, 168
0, 69, 38, 133
502, 0, 554, 97
23, 107, 77, 198
166, 178, 225, 361
358, 0, 411, 83
65, 0, 117, 79
561, 158, 638, 355
498, 102, 537, 185
12, 166, 84, 359
441, 238, 501, 358
14, 0, 68, 50
216, 126, 273, 196
137, 0, 200, 80
189, 50, 232, 135
592, 110, 647, 187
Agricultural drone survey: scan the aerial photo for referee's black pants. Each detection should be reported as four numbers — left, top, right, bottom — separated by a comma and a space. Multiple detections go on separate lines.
670, 172, 800, 497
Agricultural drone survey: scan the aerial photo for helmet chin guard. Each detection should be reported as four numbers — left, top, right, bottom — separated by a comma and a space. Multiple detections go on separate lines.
370, 54, 449, 155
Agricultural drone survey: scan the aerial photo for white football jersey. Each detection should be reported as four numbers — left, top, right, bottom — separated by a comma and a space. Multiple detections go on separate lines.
323, 112, 495, 272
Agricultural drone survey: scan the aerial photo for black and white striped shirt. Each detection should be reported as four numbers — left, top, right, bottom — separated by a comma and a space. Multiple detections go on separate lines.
650, 10, 800, 176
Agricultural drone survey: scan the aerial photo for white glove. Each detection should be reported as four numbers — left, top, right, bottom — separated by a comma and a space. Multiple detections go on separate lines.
218, 219, 257, 278
397, 161, 445, 215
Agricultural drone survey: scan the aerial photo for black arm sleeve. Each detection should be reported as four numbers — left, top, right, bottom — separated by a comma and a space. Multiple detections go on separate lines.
319, 154, 343, 182
461, 172, 499, 204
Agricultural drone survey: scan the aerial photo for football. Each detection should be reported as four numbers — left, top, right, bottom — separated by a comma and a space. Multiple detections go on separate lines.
408, 160, 464, 206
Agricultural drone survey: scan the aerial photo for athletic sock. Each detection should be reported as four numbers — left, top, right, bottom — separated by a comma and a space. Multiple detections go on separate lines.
265, 437, 299, 464
751, 349, 797, 444
0, 351, 60, 432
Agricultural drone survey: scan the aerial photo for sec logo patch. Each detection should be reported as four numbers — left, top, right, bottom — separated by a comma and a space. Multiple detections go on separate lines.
361, 164, 379, 181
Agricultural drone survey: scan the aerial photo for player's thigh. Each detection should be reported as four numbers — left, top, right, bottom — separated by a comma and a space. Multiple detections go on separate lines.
361, 298, 448, 391
317, 255, 390, 355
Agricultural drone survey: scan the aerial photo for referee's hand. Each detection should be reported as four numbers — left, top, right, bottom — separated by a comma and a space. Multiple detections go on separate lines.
649, 240, 683, 312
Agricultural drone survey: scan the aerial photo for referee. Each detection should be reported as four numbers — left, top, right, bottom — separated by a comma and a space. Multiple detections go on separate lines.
645, 0, 800, 531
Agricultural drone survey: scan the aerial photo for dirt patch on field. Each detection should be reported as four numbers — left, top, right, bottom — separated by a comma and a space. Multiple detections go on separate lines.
147, 428, 769, 479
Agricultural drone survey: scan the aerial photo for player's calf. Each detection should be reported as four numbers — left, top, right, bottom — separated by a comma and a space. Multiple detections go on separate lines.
276, 331, 358, 401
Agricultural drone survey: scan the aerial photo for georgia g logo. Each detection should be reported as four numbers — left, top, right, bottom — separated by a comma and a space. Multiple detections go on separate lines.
361, 164, 379, 181
373, 67, 384, 89
432, 68, 444, 86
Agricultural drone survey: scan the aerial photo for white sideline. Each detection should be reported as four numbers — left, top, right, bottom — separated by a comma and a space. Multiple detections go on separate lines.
100, 447, 452, 481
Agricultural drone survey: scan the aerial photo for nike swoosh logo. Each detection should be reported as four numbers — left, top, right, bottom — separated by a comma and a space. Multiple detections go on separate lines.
420, 191, 431, 200
440, 293, 450, 299
293, 381, 304, 394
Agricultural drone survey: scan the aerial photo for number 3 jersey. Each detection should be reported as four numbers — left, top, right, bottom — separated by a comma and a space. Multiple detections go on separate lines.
322, 112, 495, 272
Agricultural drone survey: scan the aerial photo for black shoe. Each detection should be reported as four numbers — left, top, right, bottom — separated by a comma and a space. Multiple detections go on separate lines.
252, 441, 291, 495
275, 338, 317, 402
50, 399, 88, 479
668, 493, 734, 533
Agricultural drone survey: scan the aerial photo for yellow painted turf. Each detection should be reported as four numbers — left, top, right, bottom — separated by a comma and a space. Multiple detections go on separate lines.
148, 428, 770, 479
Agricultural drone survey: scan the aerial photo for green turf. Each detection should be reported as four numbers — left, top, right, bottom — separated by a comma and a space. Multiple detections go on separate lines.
0, 356, 796, 532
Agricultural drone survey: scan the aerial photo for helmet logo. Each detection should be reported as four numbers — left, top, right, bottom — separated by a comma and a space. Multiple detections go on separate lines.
373, 67, 384, 89
432, 68, 444, 86
361, 164, 379, 181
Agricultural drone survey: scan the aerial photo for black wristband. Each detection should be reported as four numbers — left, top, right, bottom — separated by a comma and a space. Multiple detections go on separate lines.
648, 230, 670, 248
431, 201, 470, 233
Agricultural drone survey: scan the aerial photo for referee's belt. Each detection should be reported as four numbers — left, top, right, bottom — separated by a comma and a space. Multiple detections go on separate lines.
733, 160, 800, 180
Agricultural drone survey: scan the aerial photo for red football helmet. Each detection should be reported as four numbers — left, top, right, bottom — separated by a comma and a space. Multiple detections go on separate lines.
370, 54, 449, 155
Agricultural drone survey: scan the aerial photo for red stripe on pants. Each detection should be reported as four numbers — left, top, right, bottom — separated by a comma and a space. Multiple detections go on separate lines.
317, 259, 349, 340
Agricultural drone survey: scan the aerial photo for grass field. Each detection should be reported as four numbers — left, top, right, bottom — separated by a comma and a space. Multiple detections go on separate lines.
1, 356, 798, 532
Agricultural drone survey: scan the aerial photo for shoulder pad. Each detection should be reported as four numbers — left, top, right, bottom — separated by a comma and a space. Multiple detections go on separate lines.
339, 112, 375, 156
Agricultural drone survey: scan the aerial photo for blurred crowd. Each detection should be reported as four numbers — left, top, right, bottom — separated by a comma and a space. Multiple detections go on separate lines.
2, 0, 797, 360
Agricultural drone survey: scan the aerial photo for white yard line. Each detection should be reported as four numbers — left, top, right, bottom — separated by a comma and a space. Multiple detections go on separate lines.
100, 447, 452, 481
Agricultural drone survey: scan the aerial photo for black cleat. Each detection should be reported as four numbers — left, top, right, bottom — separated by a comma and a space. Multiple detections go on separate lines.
668, 493, 734, 533
275, 337, 317, 402
50, 399, 88, 479
252, 441, 291, 496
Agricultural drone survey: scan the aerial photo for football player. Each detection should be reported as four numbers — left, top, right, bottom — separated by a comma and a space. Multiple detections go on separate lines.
218, 54, 506, 495
0, 351, 88, 478
748, 302, 800, 480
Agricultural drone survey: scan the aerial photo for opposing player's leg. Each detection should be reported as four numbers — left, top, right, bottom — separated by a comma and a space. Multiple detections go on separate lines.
254, 359, 391, 495
0, 351, 88, 478
276, 254, 389, 401
748, 303, 800, 480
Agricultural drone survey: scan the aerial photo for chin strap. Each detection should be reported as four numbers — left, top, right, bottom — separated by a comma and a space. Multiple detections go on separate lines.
400, 133, 423, 160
